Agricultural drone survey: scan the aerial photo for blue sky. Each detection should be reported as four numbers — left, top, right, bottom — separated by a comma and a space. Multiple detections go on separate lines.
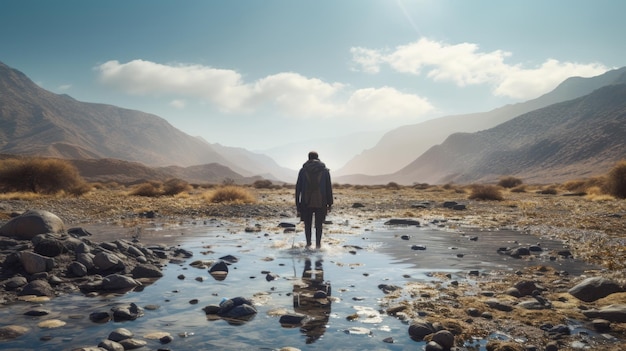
1, 0, 624, 168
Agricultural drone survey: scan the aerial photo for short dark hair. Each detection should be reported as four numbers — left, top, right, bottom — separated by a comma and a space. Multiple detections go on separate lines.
308, 151, 319, 160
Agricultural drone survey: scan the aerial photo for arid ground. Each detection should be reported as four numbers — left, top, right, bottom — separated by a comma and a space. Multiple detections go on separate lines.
1, 184, 625, 350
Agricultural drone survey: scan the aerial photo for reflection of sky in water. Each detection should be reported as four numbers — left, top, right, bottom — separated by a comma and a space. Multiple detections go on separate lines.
0, 223, 601, 350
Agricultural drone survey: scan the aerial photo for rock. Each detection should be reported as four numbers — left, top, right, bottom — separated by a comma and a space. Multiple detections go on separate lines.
266, 272, 279, 281
24, 308, 50, 316
278, 222, 296, 228
98, 339, 124, 351
452, 204, 466, 210
0, 325, 29, 340
408, 320, 435, 341
505, 287, 521, 297
582, 304, 626, 322
89, 311, 111, 323
68, 261, 88, 277
431, 329, 455, 349
219, 254, 238, 264
384, 219, 420, 226
518, 300, 550, 310
108, 328, 133, 342
130, 264, 163, 278
2, 276, 28, 290
509, 247, 531, 258
411, 244, 427, 250
94, 252, 123, 271
112, 303, 144, 321
33, 235, 66, 257
0, 210, 64, 240
202, 304, 221, 314
18, 279, 55, 297
217, 296, 257, 319
442, 201, 457, 209
485, 299, 513, 312
102, 274, 140, 291
209, 261, 229, 274
67, 227, 92, 238
378, 284, 402, 294
19, 251, 55, 274
279, 313, 307, 325
591, 319, 611, 332
514, 280, 542, 296
568, 277, 624, 302
118, 338, 147, 350
76, 252, 95, 270
425, 341, 444, 351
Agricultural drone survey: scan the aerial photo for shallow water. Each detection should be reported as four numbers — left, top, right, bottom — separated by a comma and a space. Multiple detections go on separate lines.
0, 220, 601, 350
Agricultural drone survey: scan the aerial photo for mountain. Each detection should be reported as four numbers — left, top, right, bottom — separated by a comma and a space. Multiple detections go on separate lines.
336, 67, 626, 177
0, 61, 293, 182
390, 83, 626, 184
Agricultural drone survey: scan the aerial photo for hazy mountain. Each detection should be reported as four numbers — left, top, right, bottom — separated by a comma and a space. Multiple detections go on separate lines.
259, 129, 388, 173
336, 67, 626, 177
0, 61, 293, 183
389, 84, 626, 184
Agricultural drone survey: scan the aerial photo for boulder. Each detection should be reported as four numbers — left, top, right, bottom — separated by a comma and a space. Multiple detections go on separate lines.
0, 325, 29, 340
217, 296, 257, 319
0, 210, 64, 240
431, 329, 455, 349
568, 277, 624, 302
94, 252, 123, 271
32, 234, 66, 257
19, 251, 54, 274
18, 279, 55, 297
408, 320, 435, 341
102, 274, 140, 291
582, 304, 626, 323
131, 264, 163, 278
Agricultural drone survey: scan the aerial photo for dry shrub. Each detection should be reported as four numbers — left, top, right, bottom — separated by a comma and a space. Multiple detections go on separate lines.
605, 160, 626, 199
412, 183, 430, 190
468, 184, 503, 201
386, 182, 401, 190
206, 185, 255, 203
0, 157, 88, 195
130, 181, 162, 197
253, 179, 274, 189
510, 185, 526, 193
537, 186, 558, 195
162, 178, 190, 196
497, 176, 523, 188
562, 176, 606, 193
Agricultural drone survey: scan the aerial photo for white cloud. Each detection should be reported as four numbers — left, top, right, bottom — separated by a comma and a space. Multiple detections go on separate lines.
169, 99, 186, 109
347, 87, 433, 119
352, 38, 608, 100
95, 59, 432, 120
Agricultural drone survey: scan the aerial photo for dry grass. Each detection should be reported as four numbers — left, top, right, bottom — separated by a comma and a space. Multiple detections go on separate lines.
606, 159, 626, 198
0, 157, 89, 195
497, 176, 523, 188
467, 184, 504, 201
204, 185, 256, 203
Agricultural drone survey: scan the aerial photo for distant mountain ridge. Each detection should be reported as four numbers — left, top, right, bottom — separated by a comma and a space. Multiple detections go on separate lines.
336, 67, 626, 177
391, 83, 626, 184
0, 61, 294, 183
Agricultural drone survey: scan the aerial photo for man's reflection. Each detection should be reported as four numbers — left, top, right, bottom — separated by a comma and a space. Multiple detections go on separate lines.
293, 258, 332, 344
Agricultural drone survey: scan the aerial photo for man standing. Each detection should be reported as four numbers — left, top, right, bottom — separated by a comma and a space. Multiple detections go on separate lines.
295, 151, 333, 249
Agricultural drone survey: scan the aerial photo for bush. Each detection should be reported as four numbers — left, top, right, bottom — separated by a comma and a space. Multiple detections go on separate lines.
510, 185, 527, 193
162, 178, 190, 196
253, 179, 273, 189
537, 186, 558, 195
0, 157, 88, 195
468, 184, 503, 201
386, 182, 401, 190
606, 160, 626, 198
206, 185, 255, 203
498, 176, 523, 188
130, 181, 162, 197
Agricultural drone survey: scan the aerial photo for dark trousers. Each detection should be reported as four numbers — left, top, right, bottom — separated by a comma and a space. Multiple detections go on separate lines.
301, 207, 326, 247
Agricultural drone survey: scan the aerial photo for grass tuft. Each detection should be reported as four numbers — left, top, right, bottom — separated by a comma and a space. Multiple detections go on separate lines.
468, 184, 504, 201
205, 185, 256, 203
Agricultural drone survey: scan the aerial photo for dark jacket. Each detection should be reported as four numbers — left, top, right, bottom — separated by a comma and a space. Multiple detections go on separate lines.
295, 159, 333, 211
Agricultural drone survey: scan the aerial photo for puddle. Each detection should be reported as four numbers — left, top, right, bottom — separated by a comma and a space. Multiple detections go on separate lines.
0, 221, 607, 350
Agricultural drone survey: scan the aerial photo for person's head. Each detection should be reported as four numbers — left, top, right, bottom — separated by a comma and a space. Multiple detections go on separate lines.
308, 151, 319, 160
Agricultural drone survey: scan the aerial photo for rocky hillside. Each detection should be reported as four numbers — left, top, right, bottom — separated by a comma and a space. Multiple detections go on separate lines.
392, 84, 626, 184
336, 67, 626, 177
0, 61, 294, 182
